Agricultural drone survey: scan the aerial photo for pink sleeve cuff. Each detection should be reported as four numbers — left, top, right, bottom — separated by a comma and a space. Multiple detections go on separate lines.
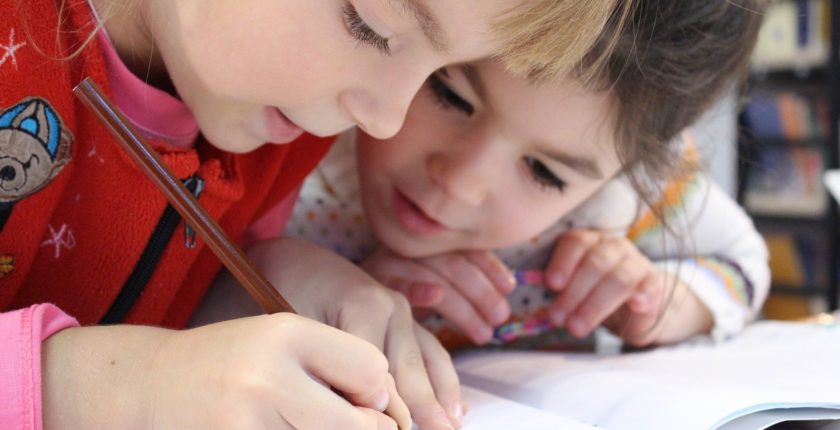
0, 304, 79, 430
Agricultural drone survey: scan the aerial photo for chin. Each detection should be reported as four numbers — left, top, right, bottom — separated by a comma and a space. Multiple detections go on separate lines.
380, 233, 448, 259
209, 141, 256, 154
203, 129, 261, 154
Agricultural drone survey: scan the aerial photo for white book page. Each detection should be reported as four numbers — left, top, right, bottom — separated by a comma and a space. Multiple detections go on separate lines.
458, 386, 598, 430
455, 321, 840, 430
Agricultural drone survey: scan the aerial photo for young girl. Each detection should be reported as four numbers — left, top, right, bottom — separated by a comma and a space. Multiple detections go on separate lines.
270, 0, 770, 349
0, 0, 630, 429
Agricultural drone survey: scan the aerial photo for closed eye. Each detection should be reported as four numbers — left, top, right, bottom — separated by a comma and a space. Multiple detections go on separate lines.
428, 73, 474, 115
23, 153, 40, 169
343, 3, 391, 54
524, 156, 566, 192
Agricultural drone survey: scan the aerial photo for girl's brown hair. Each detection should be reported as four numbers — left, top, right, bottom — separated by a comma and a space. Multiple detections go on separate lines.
580, 0, 766, 339
584, 0, 766, 216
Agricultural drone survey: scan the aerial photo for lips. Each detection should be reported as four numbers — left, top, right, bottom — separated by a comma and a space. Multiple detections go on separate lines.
263, 107, 304, 144
392, 189, 447, 235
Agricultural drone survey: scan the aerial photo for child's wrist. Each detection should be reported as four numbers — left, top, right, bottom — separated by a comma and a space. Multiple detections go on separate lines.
651, 280, 714, 345
42, 325, 172, 429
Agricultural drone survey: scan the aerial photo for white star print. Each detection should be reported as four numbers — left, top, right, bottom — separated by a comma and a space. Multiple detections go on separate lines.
0, 28, 27, 70
41, 224, 77, 259
88, 144, 106, 164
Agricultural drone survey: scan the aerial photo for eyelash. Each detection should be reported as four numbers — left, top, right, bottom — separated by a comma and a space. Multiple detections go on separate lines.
343, 3, 391, 54
428, 73, 475, 115
524, 157, 567, 192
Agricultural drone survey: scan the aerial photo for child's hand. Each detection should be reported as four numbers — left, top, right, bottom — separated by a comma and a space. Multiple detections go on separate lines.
607, 273, 715, 346
42, 314, 409, 430
362, 247, 516, 345
545, 229, 671, 344
248, 238, 466, 430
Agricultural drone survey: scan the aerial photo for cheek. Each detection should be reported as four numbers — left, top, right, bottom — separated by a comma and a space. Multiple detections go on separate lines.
482, 198, 575, 248
357, 136, 399, 182
188, 46, 315, 104
357, 111, 444, 178
174, 4, 339, 104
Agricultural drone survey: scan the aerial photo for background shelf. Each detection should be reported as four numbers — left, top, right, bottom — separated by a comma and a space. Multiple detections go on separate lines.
737, 0, 839, 316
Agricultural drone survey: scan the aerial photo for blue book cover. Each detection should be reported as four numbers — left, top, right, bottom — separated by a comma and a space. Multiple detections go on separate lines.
796, 0, 810, 47
743, 95, 783, 139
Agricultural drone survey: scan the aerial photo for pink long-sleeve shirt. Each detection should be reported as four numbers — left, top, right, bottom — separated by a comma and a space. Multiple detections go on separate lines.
0, 305, 79, 430
0, 14, 301, 430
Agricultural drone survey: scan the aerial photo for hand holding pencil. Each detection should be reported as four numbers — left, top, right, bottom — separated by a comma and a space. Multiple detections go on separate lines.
70, 78, 412, 430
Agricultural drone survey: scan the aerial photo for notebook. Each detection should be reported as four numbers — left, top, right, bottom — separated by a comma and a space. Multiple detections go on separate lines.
454, 320, 840, 430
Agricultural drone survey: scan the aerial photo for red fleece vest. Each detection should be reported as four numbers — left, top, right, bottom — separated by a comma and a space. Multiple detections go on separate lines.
0, 0, 331, 327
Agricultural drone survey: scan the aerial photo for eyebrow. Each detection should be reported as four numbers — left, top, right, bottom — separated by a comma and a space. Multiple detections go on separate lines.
391, 0, 450, 53
542, 148, 604, 180
453, 62, 603, 180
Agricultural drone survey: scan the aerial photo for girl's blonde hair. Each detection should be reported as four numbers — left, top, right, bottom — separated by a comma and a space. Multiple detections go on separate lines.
29, 0, 634, 81
493, 0, 635, 83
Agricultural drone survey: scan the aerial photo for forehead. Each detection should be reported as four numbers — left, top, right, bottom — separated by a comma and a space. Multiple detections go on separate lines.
478, 60, 619, 164
401, 0, 523, 60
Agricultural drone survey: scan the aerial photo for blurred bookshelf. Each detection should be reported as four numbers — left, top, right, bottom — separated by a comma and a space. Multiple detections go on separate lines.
737, 0, 839, 319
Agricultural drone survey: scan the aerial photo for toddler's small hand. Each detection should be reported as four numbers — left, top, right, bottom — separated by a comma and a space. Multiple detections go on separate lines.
363, 248, 515, 345
545, 229, 668, 343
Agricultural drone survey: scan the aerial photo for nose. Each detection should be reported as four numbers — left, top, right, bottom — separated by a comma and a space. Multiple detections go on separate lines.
338, 69, 428, 139
426, 140, 498, 207
0, 166, 15, 181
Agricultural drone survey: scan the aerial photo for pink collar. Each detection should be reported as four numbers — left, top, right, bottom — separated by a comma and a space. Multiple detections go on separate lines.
95, 28, 200, 149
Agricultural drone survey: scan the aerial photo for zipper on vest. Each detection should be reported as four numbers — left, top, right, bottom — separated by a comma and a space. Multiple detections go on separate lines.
100, 175, 205, 324
183, 176, 206, 248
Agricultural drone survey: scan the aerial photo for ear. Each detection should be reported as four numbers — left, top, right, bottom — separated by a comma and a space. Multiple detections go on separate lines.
47, 125, 74, 180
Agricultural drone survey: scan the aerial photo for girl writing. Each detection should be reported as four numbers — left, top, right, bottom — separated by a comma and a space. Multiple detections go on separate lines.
0, 0, 630, 429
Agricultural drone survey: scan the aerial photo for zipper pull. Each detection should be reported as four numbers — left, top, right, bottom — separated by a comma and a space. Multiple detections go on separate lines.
183, 175, 206, 249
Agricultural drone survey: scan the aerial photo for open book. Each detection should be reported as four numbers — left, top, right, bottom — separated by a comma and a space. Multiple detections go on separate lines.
454, 320, 840, 430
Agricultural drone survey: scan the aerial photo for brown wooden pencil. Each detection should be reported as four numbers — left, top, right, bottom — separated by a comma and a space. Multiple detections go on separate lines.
74, 77, 296, 315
